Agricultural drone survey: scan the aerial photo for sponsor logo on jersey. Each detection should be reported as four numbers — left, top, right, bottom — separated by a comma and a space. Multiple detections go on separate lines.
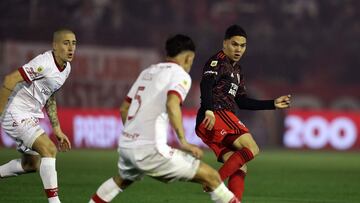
25, 67, 41, 80
20, 117, 39, 127
142, 73, 153, 81
204, 70, 218, 75
41, 88, 52, 96
123, 131, 140, 140
210, 60, 218, 67
228, 83, 238, 97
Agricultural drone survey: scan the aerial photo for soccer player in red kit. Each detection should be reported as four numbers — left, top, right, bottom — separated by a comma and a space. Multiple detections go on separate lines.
195, 24, 291, 201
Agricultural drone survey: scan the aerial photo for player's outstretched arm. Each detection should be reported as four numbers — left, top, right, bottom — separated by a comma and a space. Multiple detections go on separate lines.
45, 94, 71, 151
166, 94, 203, 159
274, 95, 291, 109
0, 70, 23, 116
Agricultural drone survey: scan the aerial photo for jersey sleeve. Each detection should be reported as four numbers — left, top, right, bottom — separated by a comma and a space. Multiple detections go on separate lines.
199, 59, 223, 111
202, 59, 221, 81
167, 70, 192, 104
18, 54, 49, 83
235, 96, 275, 110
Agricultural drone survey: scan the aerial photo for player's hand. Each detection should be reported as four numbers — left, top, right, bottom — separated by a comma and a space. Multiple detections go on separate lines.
202, 110, 215, 130
54, 127, 72, 152
275, 94, 291, 109
180, 142, 204, 159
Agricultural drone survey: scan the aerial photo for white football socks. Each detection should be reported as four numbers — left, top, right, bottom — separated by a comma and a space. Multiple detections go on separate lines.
39, 157, 61, 203
0, 159, 25, 178
90, 177, 122, 203
210, 182, 238, 203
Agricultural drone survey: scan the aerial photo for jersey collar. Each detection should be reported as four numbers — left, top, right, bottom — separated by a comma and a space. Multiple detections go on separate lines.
220, 50, 238, 67
166, 60, 179, 65
52, 52, 67, 72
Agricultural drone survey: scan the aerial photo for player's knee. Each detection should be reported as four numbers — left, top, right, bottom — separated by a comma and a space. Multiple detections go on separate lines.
46, 145, 57, 157
114, 176, 133, 190
251, 145, 260, 157
32, 135, 58, 157
243, 140, 260, 157
37, 143, 57, 157
194, 162, 222, 190
204, 167, 222, 189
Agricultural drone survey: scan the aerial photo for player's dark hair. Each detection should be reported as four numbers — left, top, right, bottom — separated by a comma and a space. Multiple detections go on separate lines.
224, 24, 247, 39
53, 28, 75, 42
165, 34, 195, 57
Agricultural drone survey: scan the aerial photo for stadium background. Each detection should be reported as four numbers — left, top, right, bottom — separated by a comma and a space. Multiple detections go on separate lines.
0, 1, 360, 203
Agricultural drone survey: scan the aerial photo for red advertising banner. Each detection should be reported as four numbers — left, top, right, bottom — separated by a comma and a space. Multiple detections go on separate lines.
3, 108, 360, 150
284, 110, 360, 150
0, 108, 206, 149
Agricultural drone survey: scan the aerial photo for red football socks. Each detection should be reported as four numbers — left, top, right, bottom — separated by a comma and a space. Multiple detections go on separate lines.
228, 170, 246, 200
219, 147, 253, 180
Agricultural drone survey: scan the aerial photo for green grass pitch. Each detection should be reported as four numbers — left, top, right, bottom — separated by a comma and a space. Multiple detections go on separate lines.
1, 148, 360, 203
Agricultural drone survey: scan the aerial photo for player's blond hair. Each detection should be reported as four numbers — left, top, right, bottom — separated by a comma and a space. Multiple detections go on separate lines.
53, 29, 75, 42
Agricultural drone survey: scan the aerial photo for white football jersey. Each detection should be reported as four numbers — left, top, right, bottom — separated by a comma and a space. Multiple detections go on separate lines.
119, 62, 191, 151
4, 51, 71, 118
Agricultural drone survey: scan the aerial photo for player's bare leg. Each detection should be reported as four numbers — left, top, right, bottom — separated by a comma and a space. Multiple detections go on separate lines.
192, 162, 240, 203
32, 133, 61, 203
89, 175, 133, 203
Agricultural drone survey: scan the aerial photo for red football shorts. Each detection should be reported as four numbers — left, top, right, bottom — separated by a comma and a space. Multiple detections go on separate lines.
195, 110, 249, 162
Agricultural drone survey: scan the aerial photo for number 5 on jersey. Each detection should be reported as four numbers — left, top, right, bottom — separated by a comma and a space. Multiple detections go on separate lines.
127, 86, 145, 121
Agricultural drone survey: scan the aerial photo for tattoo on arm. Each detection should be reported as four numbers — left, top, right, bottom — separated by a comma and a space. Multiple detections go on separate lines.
45, 94, 59, 128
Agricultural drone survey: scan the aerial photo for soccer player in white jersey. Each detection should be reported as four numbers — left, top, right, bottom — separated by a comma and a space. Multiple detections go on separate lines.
89, 34, 240, 203
0, 29, 76, 203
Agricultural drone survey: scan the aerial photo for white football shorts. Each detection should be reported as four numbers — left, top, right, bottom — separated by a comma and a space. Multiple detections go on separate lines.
118, 146, 200, 182
1, 112, 44, 155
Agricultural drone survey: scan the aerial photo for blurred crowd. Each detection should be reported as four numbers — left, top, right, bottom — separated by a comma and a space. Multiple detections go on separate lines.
0, 0, 359, 109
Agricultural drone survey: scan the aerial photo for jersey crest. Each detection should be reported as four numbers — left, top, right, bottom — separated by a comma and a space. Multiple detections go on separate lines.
37, 66, 44, 73
182, 79, 189, 87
